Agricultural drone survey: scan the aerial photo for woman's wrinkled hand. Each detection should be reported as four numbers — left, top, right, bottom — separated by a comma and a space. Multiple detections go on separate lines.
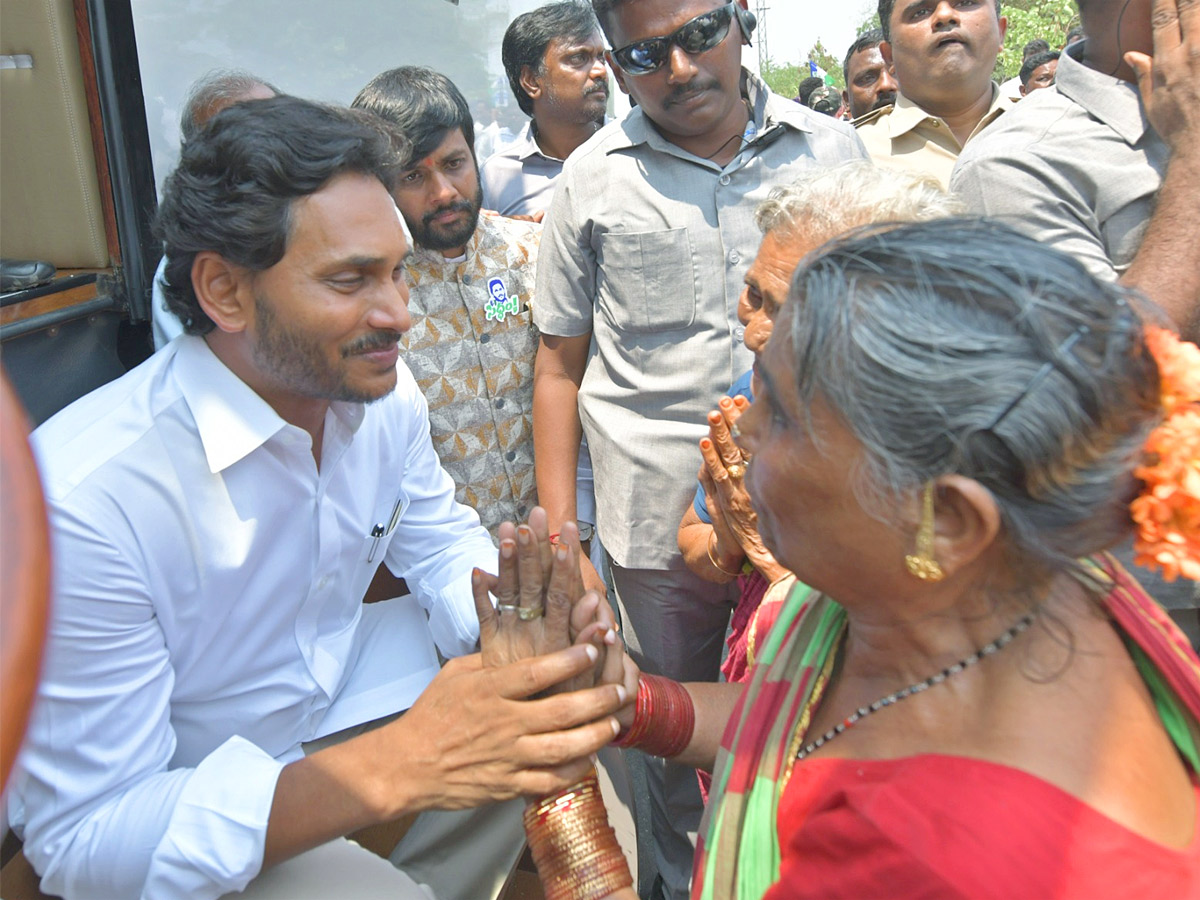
700, 395, 789, 582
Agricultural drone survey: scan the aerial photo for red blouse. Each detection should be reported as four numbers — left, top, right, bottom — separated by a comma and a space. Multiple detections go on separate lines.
766, 753, 1200, 900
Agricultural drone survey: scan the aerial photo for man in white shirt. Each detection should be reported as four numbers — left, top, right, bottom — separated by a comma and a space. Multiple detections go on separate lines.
10, 96, 622, 900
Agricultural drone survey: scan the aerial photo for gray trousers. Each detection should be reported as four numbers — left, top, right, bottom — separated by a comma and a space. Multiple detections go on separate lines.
608, 558, 736, 900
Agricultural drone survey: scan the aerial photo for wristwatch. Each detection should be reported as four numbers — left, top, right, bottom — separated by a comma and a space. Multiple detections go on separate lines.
577, 522, 595, 543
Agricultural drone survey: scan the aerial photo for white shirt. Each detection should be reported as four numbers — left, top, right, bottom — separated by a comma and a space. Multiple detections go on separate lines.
11, 335, 496, 899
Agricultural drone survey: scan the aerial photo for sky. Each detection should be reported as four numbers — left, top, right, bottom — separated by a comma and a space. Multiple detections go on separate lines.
752, 1, 878, 69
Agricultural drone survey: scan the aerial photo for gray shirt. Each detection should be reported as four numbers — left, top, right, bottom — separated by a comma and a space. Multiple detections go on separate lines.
480, 121, 566, 217
951, 43, 1168, 281
533, 69, 868, 569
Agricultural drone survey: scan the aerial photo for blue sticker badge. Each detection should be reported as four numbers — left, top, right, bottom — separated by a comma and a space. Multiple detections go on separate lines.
485, 277, 519, 322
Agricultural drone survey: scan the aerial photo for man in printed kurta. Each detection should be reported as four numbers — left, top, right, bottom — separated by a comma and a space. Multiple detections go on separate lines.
354, 67, 540, 537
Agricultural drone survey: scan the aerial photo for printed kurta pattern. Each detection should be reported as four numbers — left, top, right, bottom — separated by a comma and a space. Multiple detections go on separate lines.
402, 213, 541, 536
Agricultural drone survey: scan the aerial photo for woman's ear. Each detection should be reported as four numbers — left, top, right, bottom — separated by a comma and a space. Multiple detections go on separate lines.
192, 251, 252, 334
929, 475, 1002, 578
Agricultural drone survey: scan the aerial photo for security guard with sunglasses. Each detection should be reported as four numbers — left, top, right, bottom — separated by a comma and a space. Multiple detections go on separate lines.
531, 2, 868, 897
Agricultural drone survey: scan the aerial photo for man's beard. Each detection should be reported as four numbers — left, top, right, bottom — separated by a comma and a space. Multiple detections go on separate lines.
873, 91, 898, 112
410, 182, 483, 253
252, 290, 399, 404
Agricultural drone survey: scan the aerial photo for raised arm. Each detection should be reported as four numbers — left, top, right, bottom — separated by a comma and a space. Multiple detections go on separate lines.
1121, 0, 1200, 339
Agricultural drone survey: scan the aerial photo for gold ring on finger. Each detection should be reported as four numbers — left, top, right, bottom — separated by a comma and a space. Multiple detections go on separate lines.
497, 603, 522, 615
727, 463, 745, 480
517, 606, 545, 621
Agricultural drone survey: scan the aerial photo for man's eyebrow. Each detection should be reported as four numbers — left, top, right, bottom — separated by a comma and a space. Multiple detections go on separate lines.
901, 0, 931, 16
322, 255, 388, 271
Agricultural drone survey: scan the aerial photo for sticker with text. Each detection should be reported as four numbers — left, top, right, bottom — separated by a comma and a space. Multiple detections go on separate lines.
485, 277, 520, 322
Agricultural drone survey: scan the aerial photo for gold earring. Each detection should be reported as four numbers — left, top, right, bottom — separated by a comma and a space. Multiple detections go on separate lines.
905, 481, 945, 582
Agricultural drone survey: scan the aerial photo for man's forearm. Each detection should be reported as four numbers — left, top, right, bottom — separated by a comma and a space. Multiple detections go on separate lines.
1122, 153, 1200, 340
533, 334, 590, 533
263, 738, 391, 868
533, 378, 582, 532
265, 648, 624, 871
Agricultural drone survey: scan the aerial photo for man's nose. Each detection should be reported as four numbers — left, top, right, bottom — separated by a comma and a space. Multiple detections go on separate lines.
879, 67, 899, 93
427, 170, 459, 206
665, 43, 699, 84
589, 55, 609, 81
930, 1, 960, 26
371, 274, 412, 334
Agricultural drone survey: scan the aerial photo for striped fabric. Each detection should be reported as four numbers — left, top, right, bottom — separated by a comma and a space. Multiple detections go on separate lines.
695, 554, 1200, 899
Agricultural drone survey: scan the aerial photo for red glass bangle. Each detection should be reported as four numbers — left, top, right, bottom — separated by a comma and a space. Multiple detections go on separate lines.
612, 673, 695, 758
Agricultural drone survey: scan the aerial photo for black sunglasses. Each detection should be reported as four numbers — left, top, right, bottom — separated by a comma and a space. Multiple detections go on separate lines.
611, 4, 738, 76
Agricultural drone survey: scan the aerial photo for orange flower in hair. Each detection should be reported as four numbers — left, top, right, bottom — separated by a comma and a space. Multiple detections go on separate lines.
1132, 327, 1200, 582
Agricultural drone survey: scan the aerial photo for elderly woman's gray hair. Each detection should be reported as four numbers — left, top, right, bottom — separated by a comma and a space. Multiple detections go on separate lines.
755, 161, 961, 246
783, 217, 1161, 582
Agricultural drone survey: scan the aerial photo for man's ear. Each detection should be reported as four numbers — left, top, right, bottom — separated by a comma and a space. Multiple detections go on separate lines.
997, 16, 1008, 48
606, 51, 631, 95
880, 40, 894, 67
842, 89, 851, 108
519, 64, 543, 103
192, 251, 253, 334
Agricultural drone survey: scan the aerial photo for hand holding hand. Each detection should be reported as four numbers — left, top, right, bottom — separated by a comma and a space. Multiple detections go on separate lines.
368, 646, 626, 814
474, 509, 588, 674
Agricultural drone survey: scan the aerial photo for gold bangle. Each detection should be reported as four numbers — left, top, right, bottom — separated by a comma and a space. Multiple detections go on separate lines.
524, 770, 632, 900
706, 531, 742, 578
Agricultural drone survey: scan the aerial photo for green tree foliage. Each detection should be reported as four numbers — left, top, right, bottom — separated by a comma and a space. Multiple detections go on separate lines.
855, 0, 1079, 80
807, 40, 845, 88
997, 0, 1079, 79
857, 12, 883, 35
760, 59, 804, 98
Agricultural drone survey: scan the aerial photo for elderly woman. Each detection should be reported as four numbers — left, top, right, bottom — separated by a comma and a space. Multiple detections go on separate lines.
488, 219, 1200, 899
678, 162, 959, 684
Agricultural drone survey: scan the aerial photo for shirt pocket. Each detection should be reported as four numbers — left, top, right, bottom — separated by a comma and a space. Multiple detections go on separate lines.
362, 489, 408, 566
1101, 198, 1153, 274
597, 228, 696, 333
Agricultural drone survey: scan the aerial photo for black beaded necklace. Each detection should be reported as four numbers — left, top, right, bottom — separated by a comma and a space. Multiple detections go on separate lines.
796, 611, 1036, 761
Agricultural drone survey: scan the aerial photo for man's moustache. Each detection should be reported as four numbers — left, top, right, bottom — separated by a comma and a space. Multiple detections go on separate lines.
664, 77, 719, 106
344, 331, 403, 356
422, 201, 473, 226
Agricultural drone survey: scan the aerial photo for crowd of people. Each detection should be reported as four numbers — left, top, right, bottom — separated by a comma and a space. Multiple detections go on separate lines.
5, 0, 1199, 899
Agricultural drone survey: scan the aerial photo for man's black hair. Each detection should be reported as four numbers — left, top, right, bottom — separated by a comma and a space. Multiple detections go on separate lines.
878, 0, 1001, 40
797, 75, 825, 106
1022, 38, 1050, 58
843, 28, 885, 85
1064, 25, 1084, 45
590, 0, 629, 39
154, 96, 404, 336
503, 2, 600, 116
352, 66, 475, 167
1019, 49, 1060, 85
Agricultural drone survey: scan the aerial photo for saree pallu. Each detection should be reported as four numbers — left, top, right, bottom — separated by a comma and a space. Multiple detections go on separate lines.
694, 554, 1200, 900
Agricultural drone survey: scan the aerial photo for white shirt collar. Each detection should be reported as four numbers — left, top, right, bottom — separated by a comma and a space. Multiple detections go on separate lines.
173, 335, 365, 474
